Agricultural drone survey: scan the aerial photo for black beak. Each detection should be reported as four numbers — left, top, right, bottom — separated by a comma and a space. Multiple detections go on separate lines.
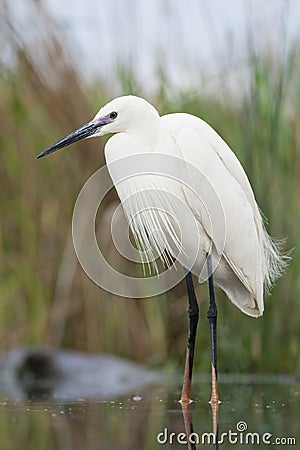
36, 118, 109, 159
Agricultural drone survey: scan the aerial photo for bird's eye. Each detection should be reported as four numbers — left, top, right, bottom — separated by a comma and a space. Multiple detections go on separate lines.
109, 111, 118, 120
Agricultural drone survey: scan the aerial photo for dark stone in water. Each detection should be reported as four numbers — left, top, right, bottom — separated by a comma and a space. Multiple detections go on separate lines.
0, 347, 162, 401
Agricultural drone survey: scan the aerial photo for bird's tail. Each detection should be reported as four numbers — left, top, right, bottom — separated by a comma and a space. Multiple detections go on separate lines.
262, 227, 290, 293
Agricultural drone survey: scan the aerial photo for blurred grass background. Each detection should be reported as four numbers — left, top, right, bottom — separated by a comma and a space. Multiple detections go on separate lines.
0, 1, 299, 375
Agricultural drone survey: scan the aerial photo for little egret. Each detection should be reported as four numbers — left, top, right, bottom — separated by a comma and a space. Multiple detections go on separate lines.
37, 95, 285, 406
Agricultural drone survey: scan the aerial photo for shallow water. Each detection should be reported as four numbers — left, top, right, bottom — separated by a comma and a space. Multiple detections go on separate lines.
1, 375, 299, 450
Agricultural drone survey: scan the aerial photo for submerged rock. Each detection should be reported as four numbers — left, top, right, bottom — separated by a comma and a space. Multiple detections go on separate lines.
0, 347, 161, 401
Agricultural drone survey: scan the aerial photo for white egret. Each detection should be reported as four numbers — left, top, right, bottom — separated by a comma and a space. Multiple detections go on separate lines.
37, 95, 285, 406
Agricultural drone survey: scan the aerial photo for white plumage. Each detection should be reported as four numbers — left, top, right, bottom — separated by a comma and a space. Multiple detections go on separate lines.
95, 95, 284, 318
38, 95, 285, 318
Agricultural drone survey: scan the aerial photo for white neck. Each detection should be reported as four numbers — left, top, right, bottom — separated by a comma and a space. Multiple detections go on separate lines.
105, 115, 163, 163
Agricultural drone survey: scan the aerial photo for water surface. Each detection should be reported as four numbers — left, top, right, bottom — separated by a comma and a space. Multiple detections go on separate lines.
1, 375, 299, 450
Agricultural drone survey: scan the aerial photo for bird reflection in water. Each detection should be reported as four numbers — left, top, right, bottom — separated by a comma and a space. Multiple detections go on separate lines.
181, 400, 220, 450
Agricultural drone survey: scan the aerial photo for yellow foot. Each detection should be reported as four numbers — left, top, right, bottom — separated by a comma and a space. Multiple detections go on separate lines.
210, 362, 219, 404
180, 349, 192, 406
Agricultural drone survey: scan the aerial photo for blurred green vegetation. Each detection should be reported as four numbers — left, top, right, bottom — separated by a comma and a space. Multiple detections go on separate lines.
0, 2, 299, 376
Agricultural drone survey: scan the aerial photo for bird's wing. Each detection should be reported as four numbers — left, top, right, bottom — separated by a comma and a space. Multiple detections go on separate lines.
162, 113, 264, 304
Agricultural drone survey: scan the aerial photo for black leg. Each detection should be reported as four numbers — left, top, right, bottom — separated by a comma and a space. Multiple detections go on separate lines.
206, 252, 219, 448
181, 270, 199, 404
206, 253, 218, 385
185, 271, 200, 381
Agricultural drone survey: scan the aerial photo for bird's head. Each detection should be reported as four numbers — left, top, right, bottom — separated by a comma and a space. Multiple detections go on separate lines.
37, 95, 159, 159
